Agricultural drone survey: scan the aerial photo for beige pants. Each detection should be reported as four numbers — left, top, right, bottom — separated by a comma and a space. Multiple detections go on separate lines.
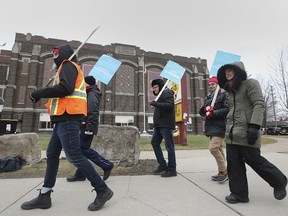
209, 136, 226, 173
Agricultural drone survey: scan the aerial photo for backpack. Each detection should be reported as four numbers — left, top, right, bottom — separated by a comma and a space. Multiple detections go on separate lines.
0, 156, 22, 172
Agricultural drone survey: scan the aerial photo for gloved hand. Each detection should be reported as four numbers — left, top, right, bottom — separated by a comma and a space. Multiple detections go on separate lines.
247, 126, 259, 145
84, 131, 93, 135
29, 93, 40, 103
205, 105, 214, 112
150, 101, 161, 108
205, 111, 213, 119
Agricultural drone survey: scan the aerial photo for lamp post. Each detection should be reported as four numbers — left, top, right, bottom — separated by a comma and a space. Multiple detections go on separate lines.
142, 54, 147, 134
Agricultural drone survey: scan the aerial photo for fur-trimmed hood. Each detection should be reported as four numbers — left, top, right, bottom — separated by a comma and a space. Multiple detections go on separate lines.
217, 61, 247, 89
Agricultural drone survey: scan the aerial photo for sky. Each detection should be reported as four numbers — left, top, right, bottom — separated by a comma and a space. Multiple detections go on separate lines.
1, 0, 288, 80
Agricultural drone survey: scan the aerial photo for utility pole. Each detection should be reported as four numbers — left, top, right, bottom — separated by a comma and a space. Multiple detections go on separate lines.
270, 86, 277, 127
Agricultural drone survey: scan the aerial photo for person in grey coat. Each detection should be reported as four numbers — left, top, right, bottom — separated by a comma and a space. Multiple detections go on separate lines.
217, 61, 287, 204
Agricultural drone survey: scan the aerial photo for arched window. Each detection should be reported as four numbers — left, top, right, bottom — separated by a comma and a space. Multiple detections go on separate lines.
115, 64, 134, 94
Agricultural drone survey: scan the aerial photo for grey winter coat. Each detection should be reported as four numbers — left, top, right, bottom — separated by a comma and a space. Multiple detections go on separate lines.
217, 61, 264, 148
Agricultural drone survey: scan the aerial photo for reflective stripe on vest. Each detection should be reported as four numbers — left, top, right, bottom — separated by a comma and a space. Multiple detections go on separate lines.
45, 60, 87, 116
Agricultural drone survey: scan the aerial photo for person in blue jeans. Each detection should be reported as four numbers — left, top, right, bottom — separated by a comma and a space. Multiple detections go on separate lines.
67, 76, 114, 182
21, 44, 113, 212
150, 79, 177, 177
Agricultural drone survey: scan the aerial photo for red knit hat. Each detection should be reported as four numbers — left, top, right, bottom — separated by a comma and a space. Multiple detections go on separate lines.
208, 76, 218, 84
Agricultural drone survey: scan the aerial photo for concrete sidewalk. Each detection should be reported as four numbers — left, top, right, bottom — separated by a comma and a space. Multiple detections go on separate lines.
1, 137, 288, 216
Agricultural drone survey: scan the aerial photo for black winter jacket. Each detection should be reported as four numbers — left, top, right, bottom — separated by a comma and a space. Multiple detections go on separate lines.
199, 89, 229, 137
153, 88, 175, 130
81, 85, 102, 135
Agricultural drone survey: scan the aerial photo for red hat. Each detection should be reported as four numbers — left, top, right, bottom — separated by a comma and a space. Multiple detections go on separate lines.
208, 76, 218, 84
53, 48, 59, 53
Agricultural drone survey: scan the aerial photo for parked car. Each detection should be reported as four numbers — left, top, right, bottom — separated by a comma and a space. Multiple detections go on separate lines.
266, 127, 281, 135
279, 126, 288, 135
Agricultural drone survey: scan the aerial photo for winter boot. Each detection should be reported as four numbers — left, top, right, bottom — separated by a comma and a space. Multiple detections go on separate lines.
88, 187, 113, 211
274, 176, 287, 200
21, 190, 52, 210
103, 164, 114, 181
153, 164, 168, 175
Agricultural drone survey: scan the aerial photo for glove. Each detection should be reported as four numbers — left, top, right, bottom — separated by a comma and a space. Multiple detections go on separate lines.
205, 111, 213, 119
247, 125, 259, 145
150, 101, 161, 108
84, 131, 93, 135
29, 93, 40, 103
205, 105, 214, 112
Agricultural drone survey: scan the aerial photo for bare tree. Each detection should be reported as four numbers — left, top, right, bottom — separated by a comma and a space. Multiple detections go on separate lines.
268, 45, 288, 114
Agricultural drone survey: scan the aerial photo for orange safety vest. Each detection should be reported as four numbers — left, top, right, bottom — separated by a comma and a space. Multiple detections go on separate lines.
45, 60, 87, 116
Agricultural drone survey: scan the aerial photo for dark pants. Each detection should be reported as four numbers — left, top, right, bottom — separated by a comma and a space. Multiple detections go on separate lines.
227, 144, 287, 199
151, 127, 176, 170
43, 121, 107, 191
75, 132, 114, 178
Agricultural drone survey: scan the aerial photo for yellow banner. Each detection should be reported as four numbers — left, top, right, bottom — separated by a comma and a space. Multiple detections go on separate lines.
175, 103, 182, 122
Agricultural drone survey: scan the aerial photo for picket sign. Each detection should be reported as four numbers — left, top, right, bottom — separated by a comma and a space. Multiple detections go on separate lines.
209, 50, 241, 77
89, 54, 122, 85
154, 60, 185, 102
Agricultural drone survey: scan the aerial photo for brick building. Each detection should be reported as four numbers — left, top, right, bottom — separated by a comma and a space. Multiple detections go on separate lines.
0, 33, 210, 134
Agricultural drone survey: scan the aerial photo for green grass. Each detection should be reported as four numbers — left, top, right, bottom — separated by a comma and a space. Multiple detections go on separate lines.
39, 133, 278, 151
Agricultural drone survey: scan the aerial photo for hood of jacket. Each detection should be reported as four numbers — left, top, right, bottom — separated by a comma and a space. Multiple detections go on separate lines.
53, 44, 78, 68
217, 61, 247, 89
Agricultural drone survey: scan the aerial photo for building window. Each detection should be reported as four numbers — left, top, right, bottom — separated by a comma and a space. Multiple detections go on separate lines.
43, 58, 56, 87
21, 58, 30, 75
0, 85, 5, 98
17, 86, 26, 104
115, 65, 134, 94
115, 115, 134, 126
186, 74, 191, 99
199, 77, 203, 89
39, 113, 53, 130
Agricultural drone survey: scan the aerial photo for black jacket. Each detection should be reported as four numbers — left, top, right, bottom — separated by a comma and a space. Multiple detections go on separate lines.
153, 88, 175, 130
81, 85, 102, 135
199, 89, 229, 137
32, 44, 84, 122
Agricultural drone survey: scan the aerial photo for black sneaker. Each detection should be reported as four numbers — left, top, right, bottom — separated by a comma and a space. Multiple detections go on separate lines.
21, 190, 52, 210
88, 187, 114, 211
66, 174, 86, 182
274, 176, 287, 200
211, 173, 220, 181
218, 175, 229, 183
103, 165, 114, 181
153, 164, 168, 175
161, 169, 177, 178
225, 194, 249, 204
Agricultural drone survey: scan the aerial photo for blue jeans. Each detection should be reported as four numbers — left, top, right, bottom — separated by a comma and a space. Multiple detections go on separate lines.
151, 127, 176, 170
43, 120, 107, 191
75, 132, 114, 178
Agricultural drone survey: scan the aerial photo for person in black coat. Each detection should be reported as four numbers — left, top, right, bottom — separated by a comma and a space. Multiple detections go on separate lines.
150, 79, 177, 177
199, 76, 229, 183
66, 76, 114, 182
